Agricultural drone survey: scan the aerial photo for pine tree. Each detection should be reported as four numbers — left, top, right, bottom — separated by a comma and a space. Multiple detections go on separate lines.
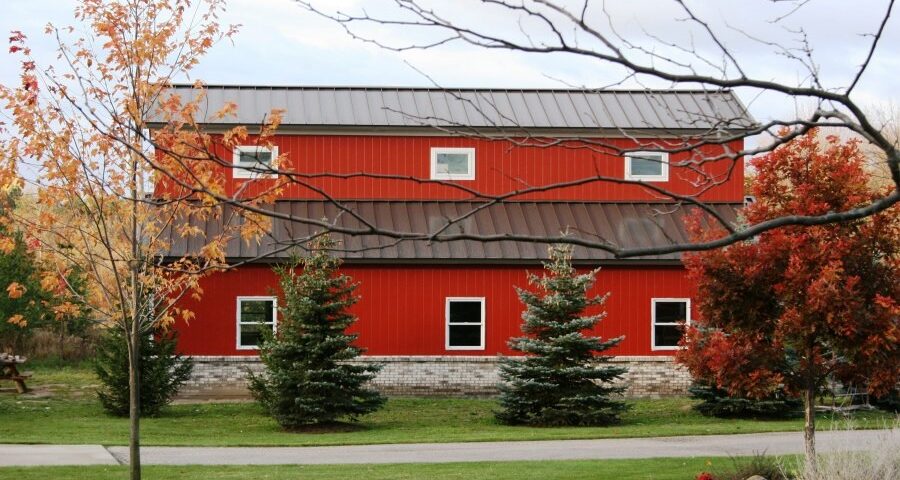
249, 235, 385, 429
0, 191, 48, 353
496, 244, 628, 426
94, 326, 193, 417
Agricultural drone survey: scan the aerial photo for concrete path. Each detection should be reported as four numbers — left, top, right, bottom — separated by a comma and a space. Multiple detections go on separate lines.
1, 429, 895, 467
0, 444, 118, 466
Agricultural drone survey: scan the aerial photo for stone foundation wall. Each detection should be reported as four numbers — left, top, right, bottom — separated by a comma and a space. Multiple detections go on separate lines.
178, 355, 691, 399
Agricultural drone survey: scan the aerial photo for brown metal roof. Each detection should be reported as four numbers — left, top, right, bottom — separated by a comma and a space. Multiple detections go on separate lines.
165, 201, 741, 264
152, 85, 755, 132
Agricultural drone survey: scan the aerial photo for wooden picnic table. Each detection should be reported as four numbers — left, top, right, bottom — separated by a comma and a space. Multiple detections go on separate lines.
0, 354, 30, 394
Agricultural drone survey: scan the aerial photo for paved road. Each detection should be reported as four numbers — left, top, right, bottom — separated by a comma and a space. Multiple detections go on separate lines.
1, 429, 895, 467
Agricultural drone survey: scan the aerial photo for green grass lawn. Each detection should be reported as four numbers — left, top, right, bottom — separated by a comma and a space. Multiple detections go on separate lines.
0, 457, 772, 480
0, 361, 891, 447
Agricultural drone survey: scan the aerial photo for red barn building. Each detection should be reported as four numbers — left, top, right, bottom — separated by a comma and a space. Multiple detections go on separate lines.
157, 86, 753, 398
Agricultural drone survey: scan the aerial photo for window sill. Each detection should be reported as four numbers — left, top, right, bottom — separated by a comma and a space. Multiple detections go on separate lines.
650, 346, 681, 351
625, 176, 669, 182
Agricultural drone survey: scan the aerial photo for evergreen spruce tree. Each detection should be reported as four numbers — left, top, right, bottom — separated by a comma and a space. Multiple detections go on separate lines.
94, 326, 193, 417
496, 244, 628, 426
0, 191, 47, 352
249, 235, 385, 429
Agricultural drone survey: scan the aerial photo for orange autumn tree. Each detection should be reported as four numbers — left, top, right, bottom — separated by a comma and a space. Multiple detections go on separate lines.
677, 130, 900, 474
0, 1, 286, 479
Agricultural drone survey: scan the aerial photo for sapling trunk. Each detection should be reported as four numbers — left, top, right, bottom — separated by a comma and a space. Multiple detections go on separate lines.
128, 318, 141, 480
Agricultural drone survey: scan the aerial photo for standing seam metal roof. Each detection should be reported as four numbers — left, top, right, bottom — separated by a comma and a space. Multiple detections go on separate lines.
164, 201, 742, 263
156, 85, 755, 130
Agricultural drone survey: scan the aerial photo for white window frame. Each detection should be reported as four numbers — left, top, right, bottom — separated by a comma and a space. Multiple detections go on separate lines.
445, 297, 485, 351
625, 151, 669, 182
232, 145, 278, 179
236, 296, 278, 350
651, 298, 691, 351
430, 147, 476, 181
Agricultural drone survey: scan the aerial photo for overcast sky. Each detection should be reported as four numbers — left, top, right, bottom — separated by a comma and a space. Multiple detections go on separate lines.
1, 0, 898, 127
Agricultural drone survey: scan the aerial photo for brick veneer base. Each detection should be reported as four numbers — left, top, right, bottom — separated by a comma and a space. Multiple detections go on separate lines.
178, 355, 692, 399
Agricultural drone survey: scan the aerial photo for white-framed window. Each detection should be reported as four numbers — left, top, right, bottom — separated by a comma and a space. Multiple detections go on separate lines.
445, 297, 485, 350
651, 298, 690, 350
233, 145, 277, 179
625, 151, 669, 182
430, 147, 475, 180
236, 296, 277, 350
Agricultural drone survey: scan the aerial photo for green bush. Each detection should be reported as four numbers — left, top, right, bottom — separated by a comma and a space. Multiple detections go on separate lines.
249, 236, 385, 428
690, 382, 803, 419
94, 326, 193, 417
871, 388, 900, 413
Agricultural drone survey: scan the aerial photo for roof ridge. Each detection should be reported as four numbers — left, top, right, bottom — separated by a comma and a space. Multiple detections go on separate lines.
167, 84, 735, 94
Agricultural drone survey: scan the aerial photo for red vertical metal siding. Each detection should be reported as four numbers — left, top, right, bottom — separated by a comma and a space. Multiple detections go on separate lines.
156, 135, 744, 203
174, 264, 696, 357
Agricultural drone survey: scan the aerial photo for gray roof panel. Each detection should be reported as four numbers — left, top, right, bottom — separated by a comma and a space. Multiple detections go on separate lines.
155, 86, 755, 131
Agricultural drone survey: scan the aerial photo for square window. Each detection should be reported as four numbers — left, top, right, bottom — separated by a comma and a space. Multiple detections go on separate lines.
233, 145, 277, 179
237, 297, 277, 349
446, 297, 484, 350
652, 298, 690, 350
431, 148, 475, 180
625, 152, 669, 182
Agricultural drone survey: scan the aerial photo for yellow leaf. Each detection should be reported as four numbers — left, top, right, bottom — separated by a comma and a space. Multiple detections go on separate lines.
40, 272, 60, 292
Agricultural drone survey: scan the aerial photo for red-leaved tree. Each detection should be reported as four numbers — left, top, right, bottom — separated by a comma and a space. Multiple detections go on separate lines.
677, 130, 900, 475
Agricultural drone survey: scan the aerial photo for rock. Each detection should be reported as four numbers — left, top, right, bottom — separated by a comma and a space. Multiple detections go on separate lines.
745, 476, 767, 480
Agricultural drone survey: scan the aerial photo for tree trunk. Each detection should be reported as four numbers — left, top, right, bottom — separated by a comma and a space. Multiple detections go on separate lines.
128, 113, 144, 480
128, 319, 141, 480
803, 353, 818, 479
58, 321, 67, 360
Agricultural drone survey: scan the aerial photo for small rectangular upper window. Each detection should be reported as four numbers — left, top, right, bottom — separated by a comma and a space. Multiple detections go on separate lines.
237, 296, 277, 349
625, 151, 669, 182
652, 298, 690, 350
445, 297, 485, 350
233, 145, 277, 179
431, 147, 475, 180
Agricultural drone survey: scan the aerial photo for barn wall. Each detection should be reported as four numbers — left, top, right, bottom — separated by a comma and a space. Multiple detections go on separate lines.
174, 263, 696, 358
155, 135, 745, 203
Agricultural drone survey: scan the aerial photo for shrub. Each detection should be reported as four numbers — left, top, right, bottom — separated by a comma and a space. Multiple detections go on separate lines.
789, 423, 900, 480
871, 388, 900, 413
94, 326, 193, 417
249, 235, 385, 428
711, 454, 788, 480
690, 382, 803, 419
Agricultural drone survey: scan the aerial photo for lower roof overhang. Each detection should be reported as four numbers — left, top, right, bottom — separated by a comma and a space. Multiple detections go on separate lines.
162, 200, 741, 266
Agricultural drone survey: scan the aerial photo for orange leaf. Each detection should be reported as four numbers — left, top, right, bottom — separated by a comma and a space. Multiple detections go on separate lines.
6, 282, 26, 299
